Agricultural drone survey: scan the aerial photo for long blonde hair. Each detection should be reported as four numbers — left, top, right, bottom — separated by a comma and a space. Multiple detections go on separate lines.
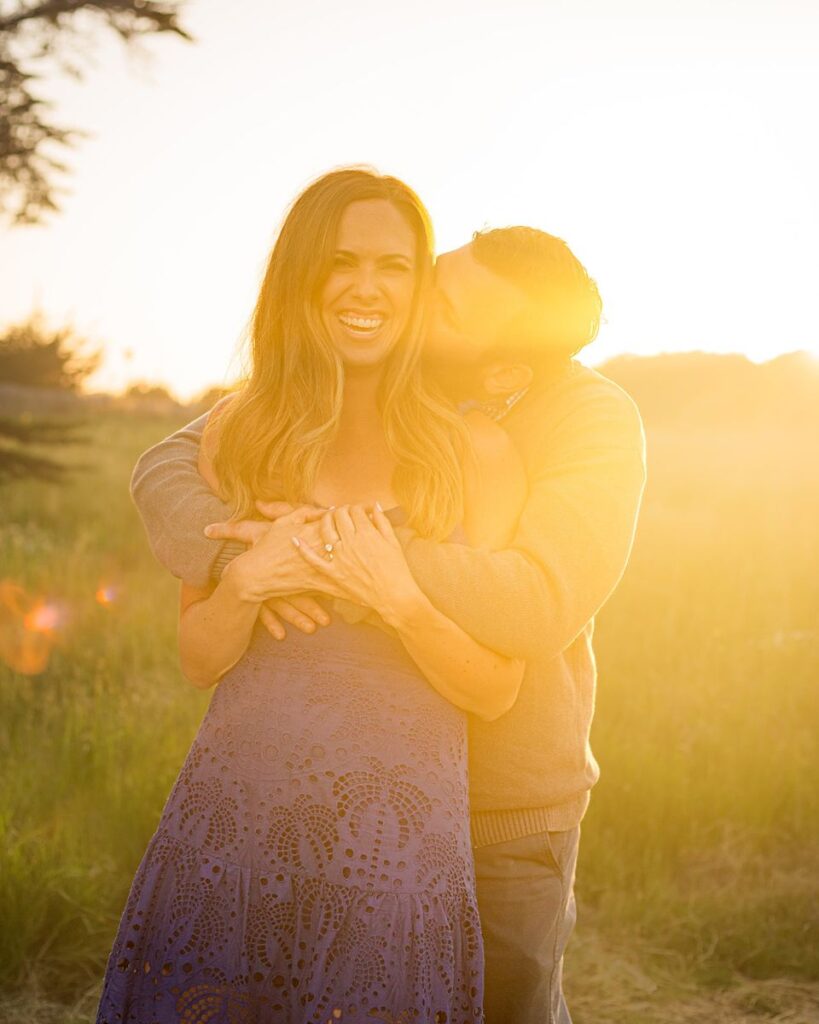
212, 167, 473, 541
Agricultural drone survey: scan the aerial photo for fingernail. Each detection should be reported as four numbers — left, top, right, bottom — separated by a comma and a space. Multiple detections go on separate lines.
291, 536, 300, 547
204, 525, 214, 537
375, 501, 383, 512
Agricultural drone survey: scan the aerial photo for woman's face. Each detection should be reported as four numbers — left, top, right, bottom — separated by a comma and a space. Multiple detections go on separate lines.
319, 198, 419, 372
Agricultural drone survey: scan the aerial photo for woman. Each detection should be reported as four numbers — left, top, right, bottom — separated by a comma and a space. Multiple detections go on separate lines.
96, 168, 528, 1023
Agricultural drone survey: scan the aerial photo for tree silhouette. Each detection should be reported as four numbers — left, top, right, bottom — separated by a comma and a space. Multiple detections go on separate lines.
0, 414, 87, 483
0, 0, 192, 225
0, 313, 97, 482
0, 311, 101, 388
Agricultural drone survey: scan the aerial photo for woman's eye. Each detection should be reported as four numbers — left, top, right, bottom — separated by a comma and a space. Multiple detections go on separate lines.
332, 254, 354, 268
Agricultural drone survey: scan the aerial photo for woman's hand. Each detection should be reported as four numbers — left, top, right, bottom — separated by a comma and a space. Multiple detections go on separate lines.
219, 506, 334, 603
291, 503, 425, 622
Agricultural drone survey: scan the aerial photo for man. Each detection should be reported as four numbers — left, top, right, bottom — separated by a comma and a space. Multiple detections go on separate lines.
130, 226, 646, 1023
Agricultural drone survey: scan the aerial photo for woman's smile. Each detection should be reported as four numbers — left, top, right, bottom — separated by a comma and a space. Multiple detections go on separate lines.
336, 310, 387, 339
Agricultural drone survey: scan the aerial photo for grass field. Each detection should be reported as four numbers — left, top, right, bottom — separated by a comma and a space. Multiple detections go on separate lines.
0, 408, 817, 1022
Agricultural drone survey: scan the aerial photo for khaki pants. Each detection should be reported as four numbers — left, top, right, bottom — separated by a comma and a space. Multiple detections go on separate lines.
474, 826, 580, 1024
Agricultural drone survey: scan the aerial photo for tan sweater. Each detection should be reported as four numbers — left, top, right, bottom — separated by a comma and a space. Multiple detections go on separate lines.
389, 360, 646, 846
130, 359, 645, 848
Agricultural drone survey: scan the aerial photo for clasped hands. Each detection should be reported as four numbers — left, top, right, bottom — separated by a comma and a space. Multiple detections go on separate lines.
205, 500, 421, 639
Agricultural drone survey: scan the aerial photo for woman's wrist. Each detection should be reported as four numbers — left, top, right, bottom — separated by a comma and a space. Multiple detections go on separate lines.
219, 555, 264, 606
378, 583, 435, 632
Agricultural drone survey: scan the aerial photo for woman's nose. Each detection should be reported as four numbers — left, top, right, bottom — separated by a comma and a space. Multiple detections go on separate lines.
350, 264, 380, 302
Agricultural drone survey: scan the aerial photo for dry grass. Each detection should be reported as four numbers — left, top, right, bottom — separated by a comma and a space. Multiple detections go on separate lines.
567, 924, 819, 1024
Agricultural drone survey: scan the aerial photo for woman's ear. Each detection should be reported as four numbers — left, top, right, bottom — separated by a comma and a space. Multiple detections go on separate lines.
481, 362, 534, 397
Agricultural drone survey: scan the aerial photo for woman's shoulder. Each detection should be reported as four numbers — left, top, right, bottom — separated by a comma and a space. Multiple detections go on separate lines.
461, 407, 520, 468
459, 408, 528, 550
201, 392, 238, 453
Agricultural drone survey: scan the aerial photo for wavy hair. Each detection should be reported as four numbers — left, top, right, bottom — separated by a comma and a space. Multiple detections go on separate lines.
211, 167, 473, 541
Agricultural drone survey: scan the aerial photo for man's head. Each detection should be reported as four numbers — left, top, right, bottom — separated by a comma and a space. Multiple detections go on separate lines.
423, 227, 602, 402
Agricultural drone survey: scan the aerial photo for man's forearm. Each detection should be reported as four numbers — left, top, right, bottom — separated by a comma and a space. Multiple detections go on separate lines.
391, 425, 646, 662
130, 412, 238, 588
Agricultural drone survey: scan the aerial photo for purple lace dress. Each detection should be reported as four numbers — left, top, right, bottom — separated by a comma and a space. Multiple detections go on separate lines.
95, 507, 484, 1024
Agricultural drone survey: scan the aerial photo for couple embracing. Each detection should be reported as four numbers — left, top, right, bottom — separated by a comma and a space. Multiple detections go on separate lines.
95, 167, 645, 1024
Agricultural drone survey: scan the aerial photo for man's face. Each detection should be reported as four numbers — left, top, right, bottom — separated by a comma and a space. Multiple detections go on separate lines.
422, 243, 530, 400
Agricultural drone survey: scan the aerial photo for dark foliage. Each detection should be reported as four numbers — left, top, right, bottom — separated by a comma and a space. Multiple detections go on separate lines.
0, 413, 88, 482
0, 312, 101, 388
0, 0, 192, 224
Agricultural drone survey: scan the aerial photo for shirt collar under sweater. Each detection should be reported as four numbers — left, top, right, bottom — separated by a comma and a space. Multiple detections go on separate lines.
456, 358, 575, 421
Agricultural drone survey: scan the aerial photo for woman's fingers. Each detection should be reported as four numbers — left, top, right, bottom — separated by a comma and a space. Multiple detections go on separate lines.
349, 504, 372, 533
333, 505, 356, 544
286, 506, 333, 526
260, 596, 331, 638
258, 603, 286, 640
278, 594, 330, 628
255, 500, 327, 522
370, 501, 397, 541
319, 508, 340, 557
267, 599, 315, 634
292, 534, 333, 574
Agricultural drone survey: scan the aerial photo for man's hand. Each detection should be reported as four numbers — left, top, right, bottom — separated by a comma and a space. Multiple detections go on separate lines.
203, 500, 313, 546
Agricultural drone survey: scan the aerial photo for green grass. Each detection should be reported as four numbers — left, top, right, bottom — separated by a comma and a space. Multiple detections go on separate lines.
0, 412, 817, 1020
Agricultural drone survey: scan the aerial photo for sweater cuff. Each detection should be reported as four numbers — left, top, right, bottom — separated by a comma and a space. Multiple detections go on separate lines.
210, 540, 247, 584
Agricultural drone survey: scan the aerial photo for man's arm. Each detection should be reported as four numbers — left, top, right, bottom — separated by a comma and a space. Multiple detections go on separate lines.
390, 382, 647, 662
130, 410, 243, 588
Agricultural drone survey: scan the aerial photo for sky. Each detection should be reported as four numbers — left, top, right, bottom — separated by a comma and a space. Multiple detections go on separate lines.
1, 0, 817, 400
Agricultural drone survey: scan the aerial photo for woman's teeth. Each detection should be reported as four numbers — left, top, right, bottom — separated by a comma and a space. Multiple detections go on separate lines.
338, 313, 384, 334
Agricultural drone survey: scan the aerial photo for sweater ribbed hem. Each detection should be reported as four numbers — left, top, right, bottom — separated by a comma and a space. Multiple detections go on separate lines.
469, 791, 590, 848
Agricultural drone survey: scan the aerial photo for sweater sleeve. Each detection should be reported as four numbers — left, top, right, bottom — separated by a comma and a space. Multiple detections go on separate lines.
129, 410, 238, 588
391, 383, 647, 661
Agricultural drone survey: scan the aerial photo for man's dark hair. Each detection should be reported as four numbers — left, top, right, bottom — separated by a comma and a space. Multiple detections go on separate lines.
471, 226, 603, 366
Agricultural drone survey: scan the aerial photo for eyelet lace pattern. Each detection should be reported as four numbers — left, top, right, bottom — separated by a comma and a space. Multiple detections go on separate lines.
96, 522, 483, 1023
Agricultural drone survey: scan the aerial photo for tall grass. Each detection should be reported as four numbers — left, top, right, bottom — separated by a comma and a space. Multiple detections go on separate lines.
583, 424, 819, 985
0, 411, 817, 1013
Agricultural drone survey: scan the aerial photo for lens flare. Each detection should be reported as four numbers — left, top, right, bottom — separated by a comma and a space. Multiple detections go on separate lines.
23, 601, 63, 632
95, 584, 119, 606
0, 580, 64, 675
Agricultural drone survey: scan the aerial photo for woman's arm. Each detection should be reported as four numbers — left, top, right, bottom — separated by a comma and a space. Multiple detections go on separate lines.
177, 403, 327, 688
383, 583, 526, 723
385, 413, 528, 720
178, 573, 262, 690
293, 416, 529, 721
296, 511, 523, 721
389, 381, 647, 660
177, 404, 261, 688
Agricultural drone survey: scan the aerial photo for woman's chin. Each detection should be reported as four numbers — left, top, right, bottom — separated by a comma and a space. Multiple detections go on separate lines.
335, 339, 399, 371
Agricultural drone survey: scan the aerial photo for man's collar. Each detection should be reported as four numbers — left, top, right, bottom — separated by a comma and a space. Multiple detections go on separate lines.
456, 358, 575, 421
456, 383, 531, 420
